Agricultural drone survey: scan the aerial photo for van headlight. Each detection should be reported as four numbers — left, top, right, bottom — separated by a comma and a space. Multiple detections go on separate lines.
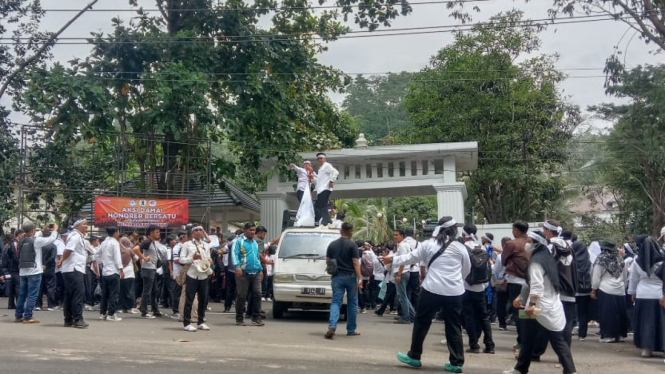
274, 274, 294, 283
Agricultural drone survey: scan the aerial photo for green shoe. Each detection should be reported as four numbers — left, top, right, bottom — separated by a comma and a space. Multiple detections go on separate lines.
397, 352, 422, 368
444, 362, 463, 373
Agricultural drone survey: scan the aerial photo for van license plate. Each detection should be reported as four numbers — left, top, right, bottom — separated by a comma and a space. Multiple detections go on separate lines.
301, 287, 325, 295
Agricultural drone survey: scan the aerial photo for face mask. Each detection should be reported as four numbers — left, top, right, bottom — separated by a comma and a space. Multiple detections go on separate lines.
525, 243, 534, 254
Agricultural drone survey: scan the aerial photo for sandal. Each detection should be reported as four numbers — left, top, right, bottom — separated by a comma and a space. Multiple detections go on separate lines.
324, 328, 336, 339
346, 332, 361, 336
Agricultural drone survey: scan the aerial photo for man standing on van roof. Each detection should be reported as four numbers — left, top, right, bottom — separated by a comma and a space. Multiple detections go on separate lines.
314, 153, 339, 226
325, 222, 362, 339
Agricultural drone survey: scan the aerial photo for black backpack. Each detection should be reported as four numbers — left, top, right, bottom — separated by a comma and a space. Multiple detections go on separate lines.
42, 243, 57, 268
552, 242, 578, 297
466, 244, 491, 285
18, 237, 37, 269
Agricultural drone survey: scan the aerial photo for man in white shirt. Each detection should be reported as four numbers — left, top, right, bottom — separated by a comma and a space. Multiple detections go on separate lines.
314, 152, 339, 226
59, 219, 93, 328
95, 227, 124, 322
54, 231, 67, 308
403, 228, 422, 310
393, 229, 416, 324
179, 226, 213, 332
15, 222, 59, 323
290, 161, 316, 203
170, 232, 186, 319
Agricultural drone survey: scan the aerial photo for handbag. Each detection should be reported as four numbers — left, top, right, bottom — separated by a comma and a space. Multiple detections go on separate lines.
493, 277, 508, 293
176, 264, 190, 286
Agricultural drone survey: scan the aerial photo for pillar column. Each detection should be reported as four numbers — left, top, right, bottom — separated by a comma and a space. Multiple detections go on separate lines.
434, 183, 467, 225
256, 192, 288, 238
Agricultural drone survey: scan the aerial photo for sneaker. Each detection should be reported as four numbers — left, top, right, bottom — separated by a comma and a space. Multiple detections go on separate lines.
84, 305, 94, 311
499, 326, 508, 331
153, 312, 164, 318
14, 318, 24, 323
393, 319, 411, 324
236, 320, 246, 326
483, 348, 495, 354
35, 307, 41, 311
171, 313, 181, 320
441, 339, 447, 345
206, 307, 212, 311
47, 308, 56, 312
444, 362, 463, 373
197, 323, 210, 331
99, 314, 107, 321
397, 352, 422, 368
389, 311, 398, 315
73, 320, 89, 329
183, 324, 197, 332
251, 320, 265, 326
23, 318, 40, 324
360, 309, 367, 314
465, 347, 480, 354
129, 308, 140, 314
222, 309, 232, 314
261, 297, 266, 301
64, 322, 73, 327
266, 298, 272, 302
502, 371, 521, 374
141, 314, 156, 319
107, 314, 122, 322
578, 337, 586, 341
599, 338, 615, 343
641, 349, 653, 357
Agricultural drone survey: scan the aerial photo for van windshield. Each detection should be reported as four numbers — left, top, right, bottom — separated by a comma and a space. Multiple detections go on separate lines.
278, 232, 340, 259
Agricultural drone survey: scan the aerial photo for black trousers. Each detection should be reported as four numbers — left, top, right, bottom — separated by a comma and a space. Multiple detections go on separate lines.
265, 276, 274, 299
183, 276, 208, 326
153, 271, 163, 306
296, 189, 305, 203
371, 279, 382, 306
161, 273, 172, 308
496, 290, 509, 328
100, 274, 120, 316
376, 282, 397, 315
314, 190, 332, 225
172, 280, 182, 314
408, 289, 464, 367
359, 279, 372, 309
515, 319, 576, 374
224, 270, 236, 310
56, 272, 65, 306
407, 271, 420, 308
7, 272, 19, 308
236, 273, 262, 322
140, 268, 160, 316
508, 283, 524, 345
37, 268, 57, 309
62, 271, 85, 324
575, 295, 592, 339
119, 277, 135, 310
462, 290, 495, 350
83, 267, 95, 305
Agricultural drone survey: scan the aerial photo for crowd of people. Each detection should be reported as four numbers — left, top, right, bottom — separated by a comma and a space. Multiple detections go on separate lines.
0, 219, 279, 332
324, 217, 665, 373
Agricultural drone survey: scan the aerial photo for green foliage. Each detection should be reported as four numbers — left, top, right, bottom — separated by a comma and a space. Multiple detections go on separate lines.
403, 11, 580, 224
385, 196, 437, 227
335, 198, 393, 245
590, 64, 665, 235
342, 72, 413, 144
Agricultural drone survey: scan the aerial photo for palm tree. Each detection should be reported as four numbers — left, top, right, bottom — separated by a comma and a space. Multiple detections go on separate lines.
334, 198, 392, 245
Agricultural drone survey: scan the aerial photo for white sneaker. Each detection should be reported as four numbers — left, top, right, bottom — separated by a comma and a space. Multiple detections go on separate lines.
35, 307, 41, 311
171, 313, 181, 320
197, 323, 210, 331
107, 314, 122, 322
641, 349, 653, 357
261, 297, 266, 301
47, 308, 56, 312
266, 298, 272, 302
99, 314, 107, 320
142, 314, 156, 319
599, 338, 615, 343
441, 339, 447, 345
502, 371, 520, 374
183, 324, 197, 332
129, 308, 140, 314
85, 305, 94, 311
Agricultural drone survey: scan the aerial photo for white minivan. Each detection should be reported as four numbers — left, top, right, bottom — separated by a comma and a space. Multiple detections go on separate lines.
271, 227, 345, 319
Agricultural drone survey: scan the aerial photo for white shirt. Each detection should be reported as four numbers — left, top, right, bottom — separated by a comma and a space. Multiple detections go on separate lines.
266, 254, 276, 276
172, 242, 183, 280
403, 237, 420, 272
588, 241, 601, 266
123, 254, 138, 279
463, 240, 488, 293
372, 253, 386, 281
95, 237, 123, 277
292, 165, 315, 192
392, 238, 471, 297
528, 262, 566, 332
393, 242, 411, 275
19, 230, 58, 277
179, 239, 212, 280
331, 219, 343, 229
592, 261, 627, 296
61, 230, 91, 274
314, 162, 339, 194
627, 259, 663, 300
54, 238, 65, 273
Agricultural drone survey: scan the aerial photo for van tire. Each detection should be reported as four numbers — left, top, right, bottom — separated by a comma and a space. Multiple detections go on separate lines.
272, 301, 287, 319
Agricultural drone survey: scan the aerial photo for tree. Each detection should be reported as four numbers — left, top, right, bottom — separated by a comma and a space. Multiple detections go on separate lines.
590, 64, 665, 235
16, 0, 413, 211
342, 72, 413, 143
335, 198, 392, 244
403, 11, 581, 223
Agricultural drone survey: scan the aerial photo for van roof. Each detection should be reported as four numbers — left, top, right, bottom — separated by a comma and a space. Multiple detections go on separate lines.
282, 227, 340, 234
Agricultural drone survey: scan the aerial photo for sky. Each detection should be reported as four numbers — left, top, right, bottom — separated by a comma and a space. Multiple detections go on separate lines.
5, 0, 662, 129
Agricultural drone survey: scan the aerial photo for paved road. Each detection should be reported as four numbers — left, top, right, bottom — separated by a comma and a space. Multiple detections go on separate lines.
0, 299, 662, 373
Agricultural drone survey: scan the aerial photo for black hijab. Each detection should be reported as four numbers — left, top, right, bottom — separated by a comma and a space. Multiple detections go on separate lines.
635, 234, 664, 276
527, 242, 561, 293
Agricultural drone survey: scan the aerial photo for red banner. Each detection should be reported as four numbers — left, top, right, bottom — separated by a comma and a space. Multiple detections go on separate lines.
94, 197, 189, 228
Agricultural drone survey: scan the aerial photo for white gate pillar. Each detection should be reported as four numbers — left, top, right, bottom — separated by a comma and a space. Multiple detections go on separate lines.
256, 192, 288, 238
434, 183, 467, 225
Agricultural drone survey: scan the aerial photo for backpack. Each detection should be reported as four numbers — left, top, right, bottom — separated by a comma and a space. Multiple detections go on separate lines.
361, 252, 374, 277
465, 244, 491, 285
552, 241, 578, 297
18, 237, 37, 269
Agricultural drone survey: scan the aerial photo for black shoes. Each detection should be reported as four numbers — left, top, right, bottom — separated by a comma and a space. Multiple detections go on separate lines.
73, 320, 89, 329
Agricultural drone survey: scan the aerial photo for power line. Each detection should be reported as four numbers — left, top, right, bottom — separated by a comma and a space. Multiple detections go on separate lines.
0, 14, 628, 45
38, 0, 494, 13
